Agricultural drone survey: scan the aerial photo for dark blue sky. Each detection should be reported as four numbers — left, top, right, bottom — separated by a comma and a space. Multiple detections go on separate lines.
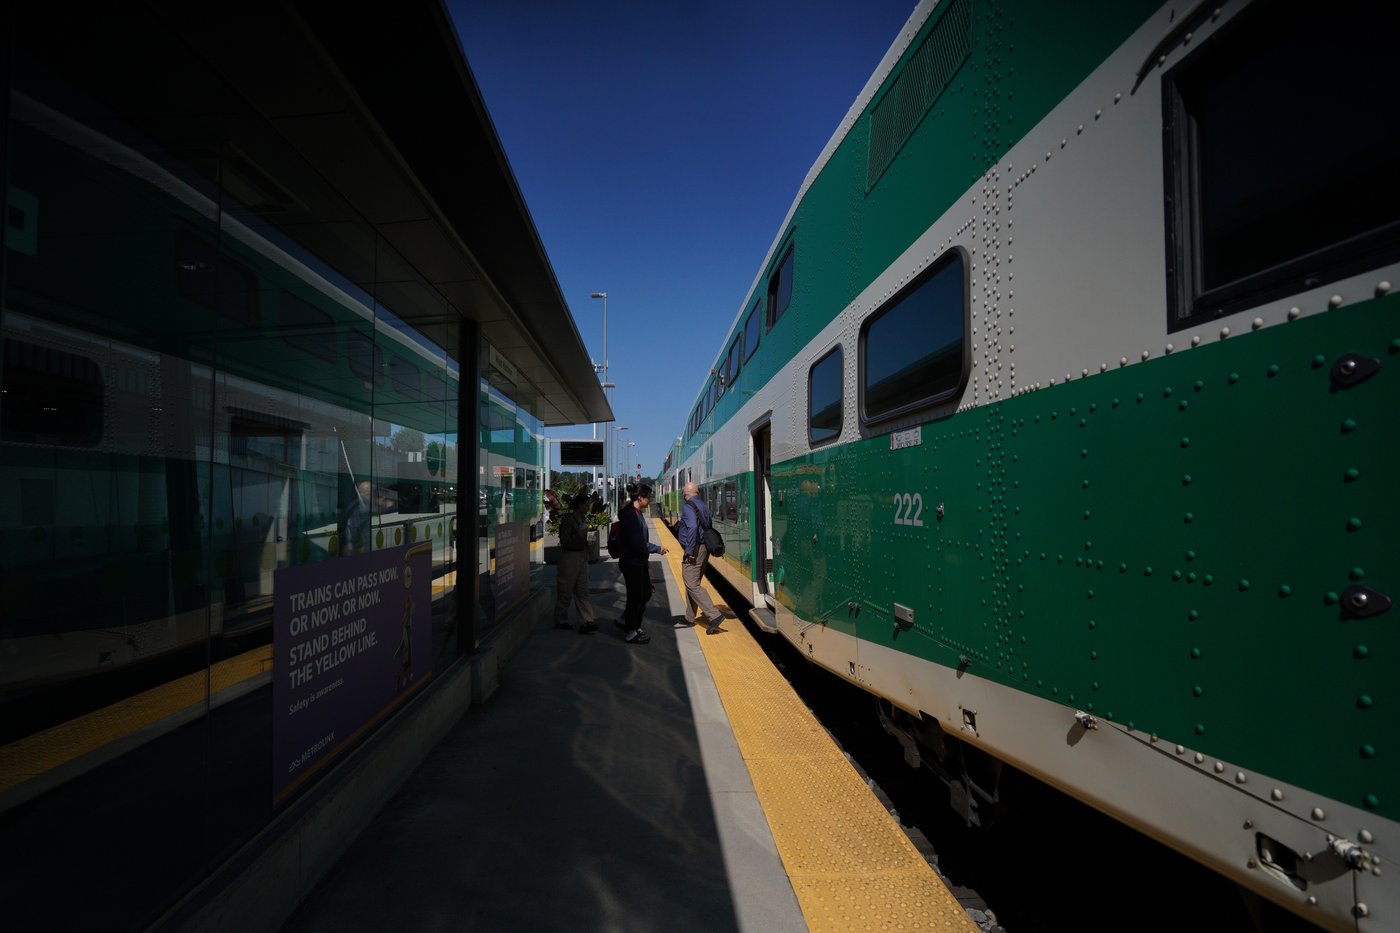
449, 0, 920, 479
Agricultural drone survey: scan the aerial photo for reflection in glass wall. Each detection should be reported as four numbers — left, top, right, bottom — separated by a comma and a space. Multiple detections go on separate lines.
476, 366, 546, 636
0, 9, 511, 930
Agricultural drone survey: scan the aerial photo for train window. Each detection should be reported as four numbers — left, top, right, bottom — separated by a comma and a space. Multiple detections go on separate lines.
175, 230, 257, 327
808, 345, 843, 446
390, 357, 420, 399
766, 243, 794, 330
2, 337, 104, 447
277, 291, 336, 363
726, 334, 743, 390
347, 329, 384, 386
743, 300, 761, 362
1163, 0, 1399, 331
722, 480, 737, 522
860, 247, 968, 425
423, 371, 446, 403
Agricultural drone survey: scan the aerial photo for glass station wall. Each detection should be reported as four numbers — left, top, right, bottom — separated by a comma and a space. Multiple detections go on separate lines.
0, 9, 489, 931
477, 370, 548, 636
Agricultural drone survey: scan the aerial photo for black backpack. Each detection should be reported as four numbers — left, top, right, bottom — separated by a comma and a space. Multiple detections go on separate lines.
606, 519, 622, 559
686, 500, 725, 557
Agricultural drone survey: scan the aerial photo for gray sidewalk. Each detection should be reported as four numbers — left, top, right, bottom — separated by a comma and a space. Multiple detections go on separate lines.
282, 553, 804, 933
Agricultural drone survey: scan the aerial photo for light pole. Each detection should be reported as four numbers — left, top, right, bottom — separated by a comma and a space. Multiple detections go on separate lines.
590, 292, 609, 497
615, 426, 628, 509
627, 440, 637, 511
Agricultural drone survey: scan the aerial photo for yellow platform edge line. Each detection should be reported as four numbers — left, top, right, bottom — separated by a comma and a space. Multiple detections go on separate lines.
5, 560, 465, 792
0, 645, 273, 793
654, 518, 974, 933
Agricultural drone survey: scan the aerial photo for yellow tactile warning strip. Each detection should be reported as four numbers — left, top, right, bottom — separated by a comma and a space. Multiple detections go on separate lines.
655, 518, 975, 932
433, 570, 457, 596
0, 645, 273, 795
3, 560, 465, 797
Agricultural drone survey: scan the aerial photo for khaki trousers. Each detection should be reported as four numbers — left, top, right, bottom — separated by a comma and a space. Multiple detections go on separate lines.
682, 543, 722, 625
554, 548, 594, 624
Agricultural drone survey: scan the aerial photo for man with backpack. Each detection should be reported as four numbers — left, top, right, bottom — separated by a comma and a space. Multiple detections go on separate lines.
678, 482, 725, 635
553, 490, 597, 633
614, 484, 666, 644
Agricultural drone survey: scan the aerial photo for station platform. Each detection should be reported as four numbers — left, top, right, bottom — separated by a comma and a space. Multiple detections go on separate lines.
283, 518, 974, 932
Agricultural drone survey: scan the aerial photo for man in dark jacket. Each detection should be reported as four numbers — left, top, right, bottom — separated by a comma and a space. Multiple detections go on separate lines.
616, 484, 666, 644
678, 482, 724, 634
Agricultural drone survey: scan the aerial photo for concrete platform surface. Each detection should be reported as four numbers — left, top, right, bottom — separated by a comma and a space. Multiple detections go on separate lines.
282, 548, 804, 933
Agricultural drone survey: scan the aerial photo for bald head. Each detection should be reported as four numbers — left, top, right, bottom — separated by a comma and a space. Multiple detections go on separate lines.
683, 481, 699, 498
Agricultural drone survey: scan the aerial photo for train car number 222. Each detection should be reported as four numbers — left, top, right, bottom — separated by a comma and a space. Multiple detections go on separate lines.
893, 493, 925, 527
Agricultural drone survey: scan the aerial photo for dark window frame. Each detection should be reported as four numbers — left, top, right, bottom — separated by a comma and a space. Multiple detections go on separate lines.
766, 241, 795, 331
175, 230, 258, 328
1161, 0, 1400, 332
276, 290, 337, 363
390, 356, 421, 400
1, 337, 105, 447
807, 344, 844, 448
726, 334, 743, 390
743, 300, 762, 362
347, 328, 384, 387
422, 370, 446, 404
858, 246, 970, 428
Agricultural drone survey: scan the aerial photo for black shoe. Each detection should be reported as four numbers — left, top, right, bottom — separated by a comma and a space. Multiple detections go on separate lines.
625, 629, 650, 644
673, 618, 695, 629
579, 621, 598, 634
554, 621, 574, 630
705, 620, 723, 635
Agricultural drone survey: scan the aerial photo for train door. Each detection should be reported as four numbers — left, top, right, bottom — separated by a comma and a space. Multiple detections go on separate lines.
751, 422, 774, 608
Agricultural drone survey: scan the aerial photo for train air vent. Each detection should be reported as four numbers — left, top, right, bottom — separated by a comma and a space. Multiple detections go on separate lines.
867, 0, 971, 190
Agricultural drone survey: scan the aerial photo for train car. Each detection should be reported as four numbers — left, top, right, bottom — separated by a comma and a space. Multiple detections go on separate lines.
674, 1, 1397, 929
657, 438, 683, 525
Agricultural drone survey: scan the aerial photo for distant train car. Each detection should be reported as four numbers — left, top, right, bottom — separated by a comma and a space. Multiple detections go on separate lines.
674, 1, 1397, 930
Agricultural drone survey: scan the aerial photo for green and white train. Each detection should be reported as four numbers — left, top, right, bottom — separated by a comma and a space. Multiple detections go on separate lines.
666, 1, 1396, 929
